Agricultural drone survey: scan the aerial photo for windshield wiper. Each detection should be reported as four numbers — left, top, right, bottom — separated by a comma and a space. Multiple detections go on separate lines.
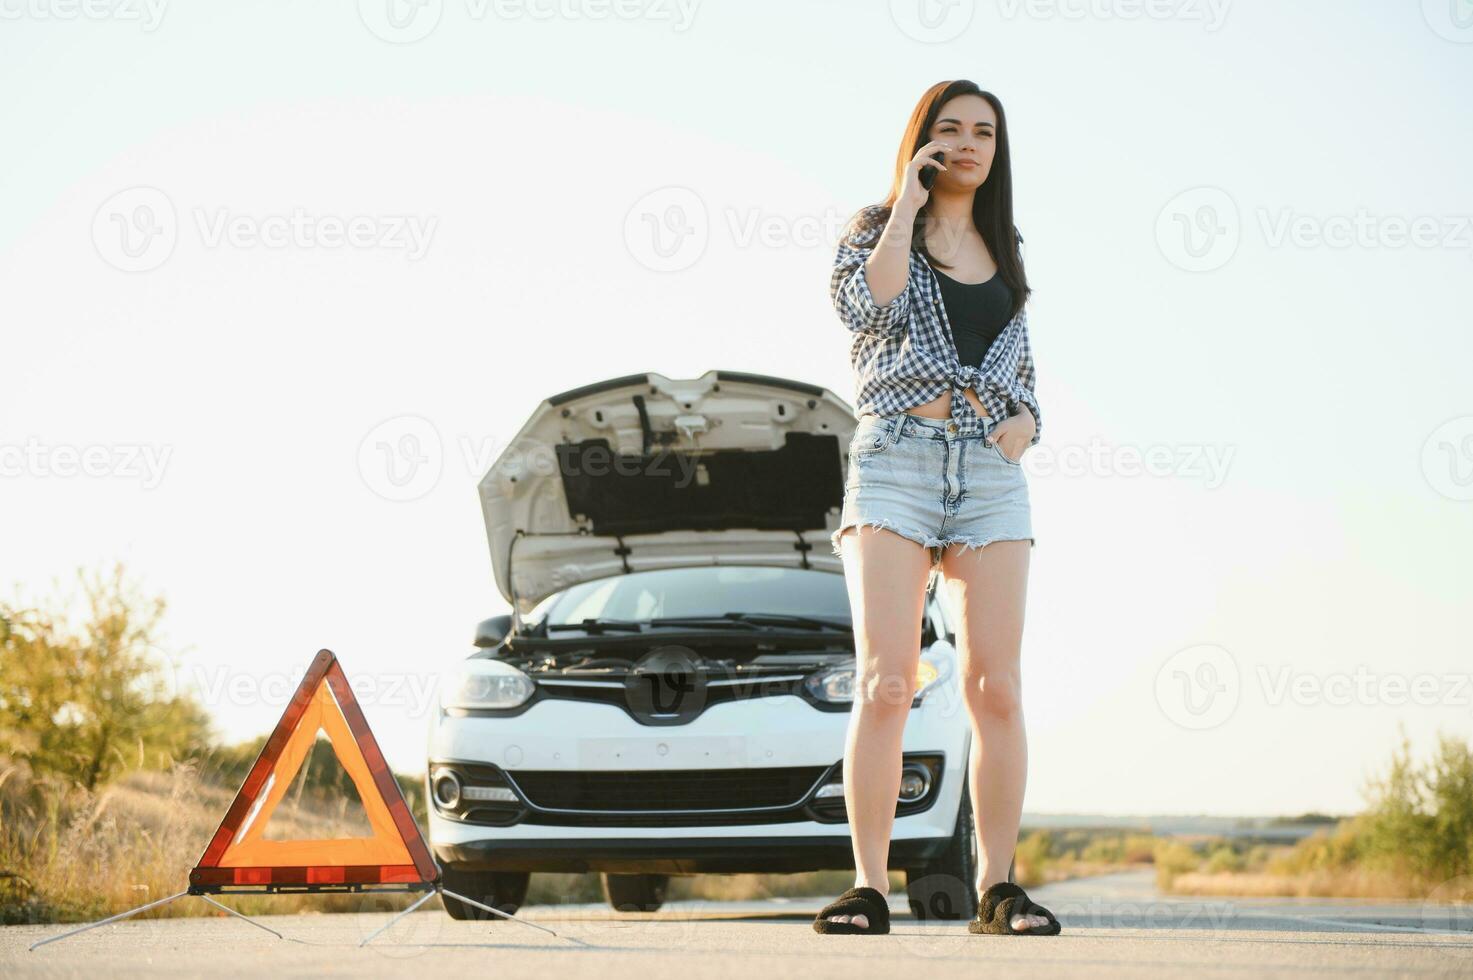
648, 613, 851, 633
544, 613, 854, 635
724, 612, 852, 632
646, 616, 762, 631
544, 617, 646, 634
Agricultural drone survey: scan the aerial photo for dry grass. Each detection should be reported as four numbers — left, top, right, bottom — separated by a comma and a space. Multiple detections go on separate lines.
1165, 867, 1471, 900
0, 761, 427, 923
670, 870, 906, 903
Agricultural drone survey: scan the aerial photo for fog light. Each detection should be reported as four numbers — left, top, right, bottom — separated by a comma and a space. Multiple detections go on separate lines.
815, 781, 845, 799
898, 764, 932, 802
431, 768, 462, 809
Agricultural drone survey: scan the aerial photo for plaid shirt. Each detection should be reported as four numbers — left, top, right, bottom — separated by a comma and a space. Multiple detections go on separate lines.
831, 205, 1041, 445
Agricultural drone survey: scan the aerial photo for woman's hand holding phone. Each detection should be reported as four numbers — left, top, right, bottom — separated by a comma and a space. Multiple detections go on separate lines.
866, 139, 952, 303
898, 140, 951, 215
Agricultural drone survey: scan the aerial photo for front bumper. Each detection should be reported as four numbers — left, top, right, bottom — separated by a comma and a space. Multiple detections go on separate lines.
433, 834, 955, 874
427, 689, 972, 870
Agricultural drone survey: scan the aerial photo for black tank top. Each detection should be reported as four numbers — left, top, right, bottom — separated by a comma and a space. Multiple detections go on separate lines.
930, 263, 1014, 368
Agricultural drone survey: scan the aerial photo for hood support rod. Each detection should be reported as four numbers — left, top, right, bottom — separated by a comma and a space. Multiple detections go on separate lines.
793, 531, 812, 570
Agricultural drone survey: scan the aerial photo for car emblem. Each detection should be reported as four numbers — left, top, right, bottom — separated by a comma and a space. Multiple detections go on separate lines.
624, 644, 709, 724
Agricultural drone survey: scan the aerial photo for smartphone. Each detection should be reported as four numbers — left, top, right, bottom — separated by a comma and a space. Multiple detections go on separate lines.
919, 150, 945, 190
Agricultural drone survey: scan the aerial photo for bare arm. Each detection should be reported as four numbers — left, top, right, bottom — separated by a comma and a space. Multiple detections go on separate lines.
830, 142, 950, 337
830, 206, 916, 337
863, 202, 918, 307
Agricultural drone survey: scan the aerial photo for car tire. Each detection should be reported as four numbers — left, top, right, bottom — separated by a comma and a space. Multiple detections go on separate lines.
439, 867, 531, 921
602, 872, 669, 912
904, 773, 1018, 921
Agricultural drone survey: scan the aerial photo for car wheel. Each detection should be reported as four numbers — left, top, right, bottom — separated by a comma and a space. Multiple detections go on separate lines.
601, 872, 669, 912
906, 773, 1006, 922
440, 867, 531, 921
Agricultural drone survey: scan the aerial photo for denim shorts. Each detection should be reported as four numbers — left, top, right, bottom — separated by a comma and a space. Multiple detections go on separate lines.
829, 411, 1034, 569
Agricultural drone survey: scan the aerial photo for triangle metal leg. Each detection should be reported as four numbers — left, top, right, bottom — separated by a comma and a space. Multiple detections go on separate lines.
29, 879, 575, 951
437, 887, 566, 939
197, 894, 284, 939
28, 890, 191, 951
29, 891, 296, 951
356, 887, 440, 947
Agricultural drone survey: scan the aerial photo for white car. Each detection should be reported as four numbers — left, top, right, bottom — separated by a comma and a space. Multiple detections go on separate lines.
427, 371, 1008, 921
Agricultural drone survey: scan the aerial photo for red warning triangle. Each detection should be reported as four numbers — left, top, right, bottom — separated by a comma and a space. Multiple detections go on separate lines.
190, 649, 439, 891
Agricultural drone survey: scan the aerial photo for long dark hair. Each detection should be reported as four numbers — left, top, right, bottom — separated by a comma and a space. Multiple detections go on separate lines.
850, 79, 1030, 321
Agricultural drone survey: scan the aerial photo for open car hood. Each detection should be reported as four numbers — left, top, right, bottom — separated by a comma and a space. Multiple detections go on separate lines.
478, 371, 858, 615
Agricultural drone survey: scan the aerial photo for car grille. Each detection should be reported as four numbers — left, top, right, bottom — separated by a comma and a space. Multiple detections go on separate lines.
429, 755, 945, 828
505, 765, 831, 813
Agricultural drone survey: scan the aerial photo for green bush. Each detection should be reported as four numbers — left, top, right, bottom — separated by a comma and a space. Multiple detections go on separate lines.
1205, 844, 1245, 874
0, 566, 210, 790
1269, 725, 1473, 885
1014, 829, 1054, 884
1153, 840, 1200, 888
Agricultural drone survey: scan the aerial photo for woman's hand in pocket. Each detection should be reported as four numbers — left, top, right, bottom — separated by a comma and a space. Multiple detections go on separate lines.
988, 410, 1035, 463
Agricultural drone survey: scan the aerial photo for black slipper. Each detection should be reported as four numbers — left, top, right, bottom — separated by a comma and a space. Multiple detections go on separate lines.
812, 885, 892, 935
968, 881, 1061, 935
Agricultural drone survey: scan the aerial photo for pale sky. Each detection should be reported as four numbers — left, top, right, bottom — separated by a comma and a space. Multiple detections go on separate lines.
2, 1, 1470, 816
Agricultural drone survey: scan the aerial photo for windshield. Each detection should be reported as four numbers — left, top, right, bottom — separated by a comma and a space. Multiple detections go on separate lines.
530, 566, 852, 627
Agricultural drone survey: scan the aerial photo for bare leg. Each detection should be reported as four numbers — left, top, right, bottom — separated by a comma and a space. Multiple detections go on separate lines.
939, 538, 1048, 931
823, 524, 933, 930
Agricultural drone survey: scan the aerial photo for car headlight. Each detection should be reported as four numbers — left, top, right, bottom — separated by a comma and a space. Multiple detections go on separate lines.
440, 659, 536, 710
804, 654, 949, 704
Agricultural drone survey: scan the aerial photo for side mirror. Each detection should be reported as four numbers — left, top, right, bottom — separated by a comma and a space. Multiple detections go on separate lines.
473, 614, 514, 648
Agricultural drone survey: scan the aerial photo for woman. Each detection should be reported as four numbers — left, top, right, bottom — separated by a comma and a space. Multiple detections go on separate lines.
812, 80, 1060, 937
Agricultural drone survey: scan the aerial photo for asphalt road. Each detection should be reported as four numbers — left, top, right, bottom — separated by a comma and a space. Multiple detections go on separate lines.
5, 870, 1472, 978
